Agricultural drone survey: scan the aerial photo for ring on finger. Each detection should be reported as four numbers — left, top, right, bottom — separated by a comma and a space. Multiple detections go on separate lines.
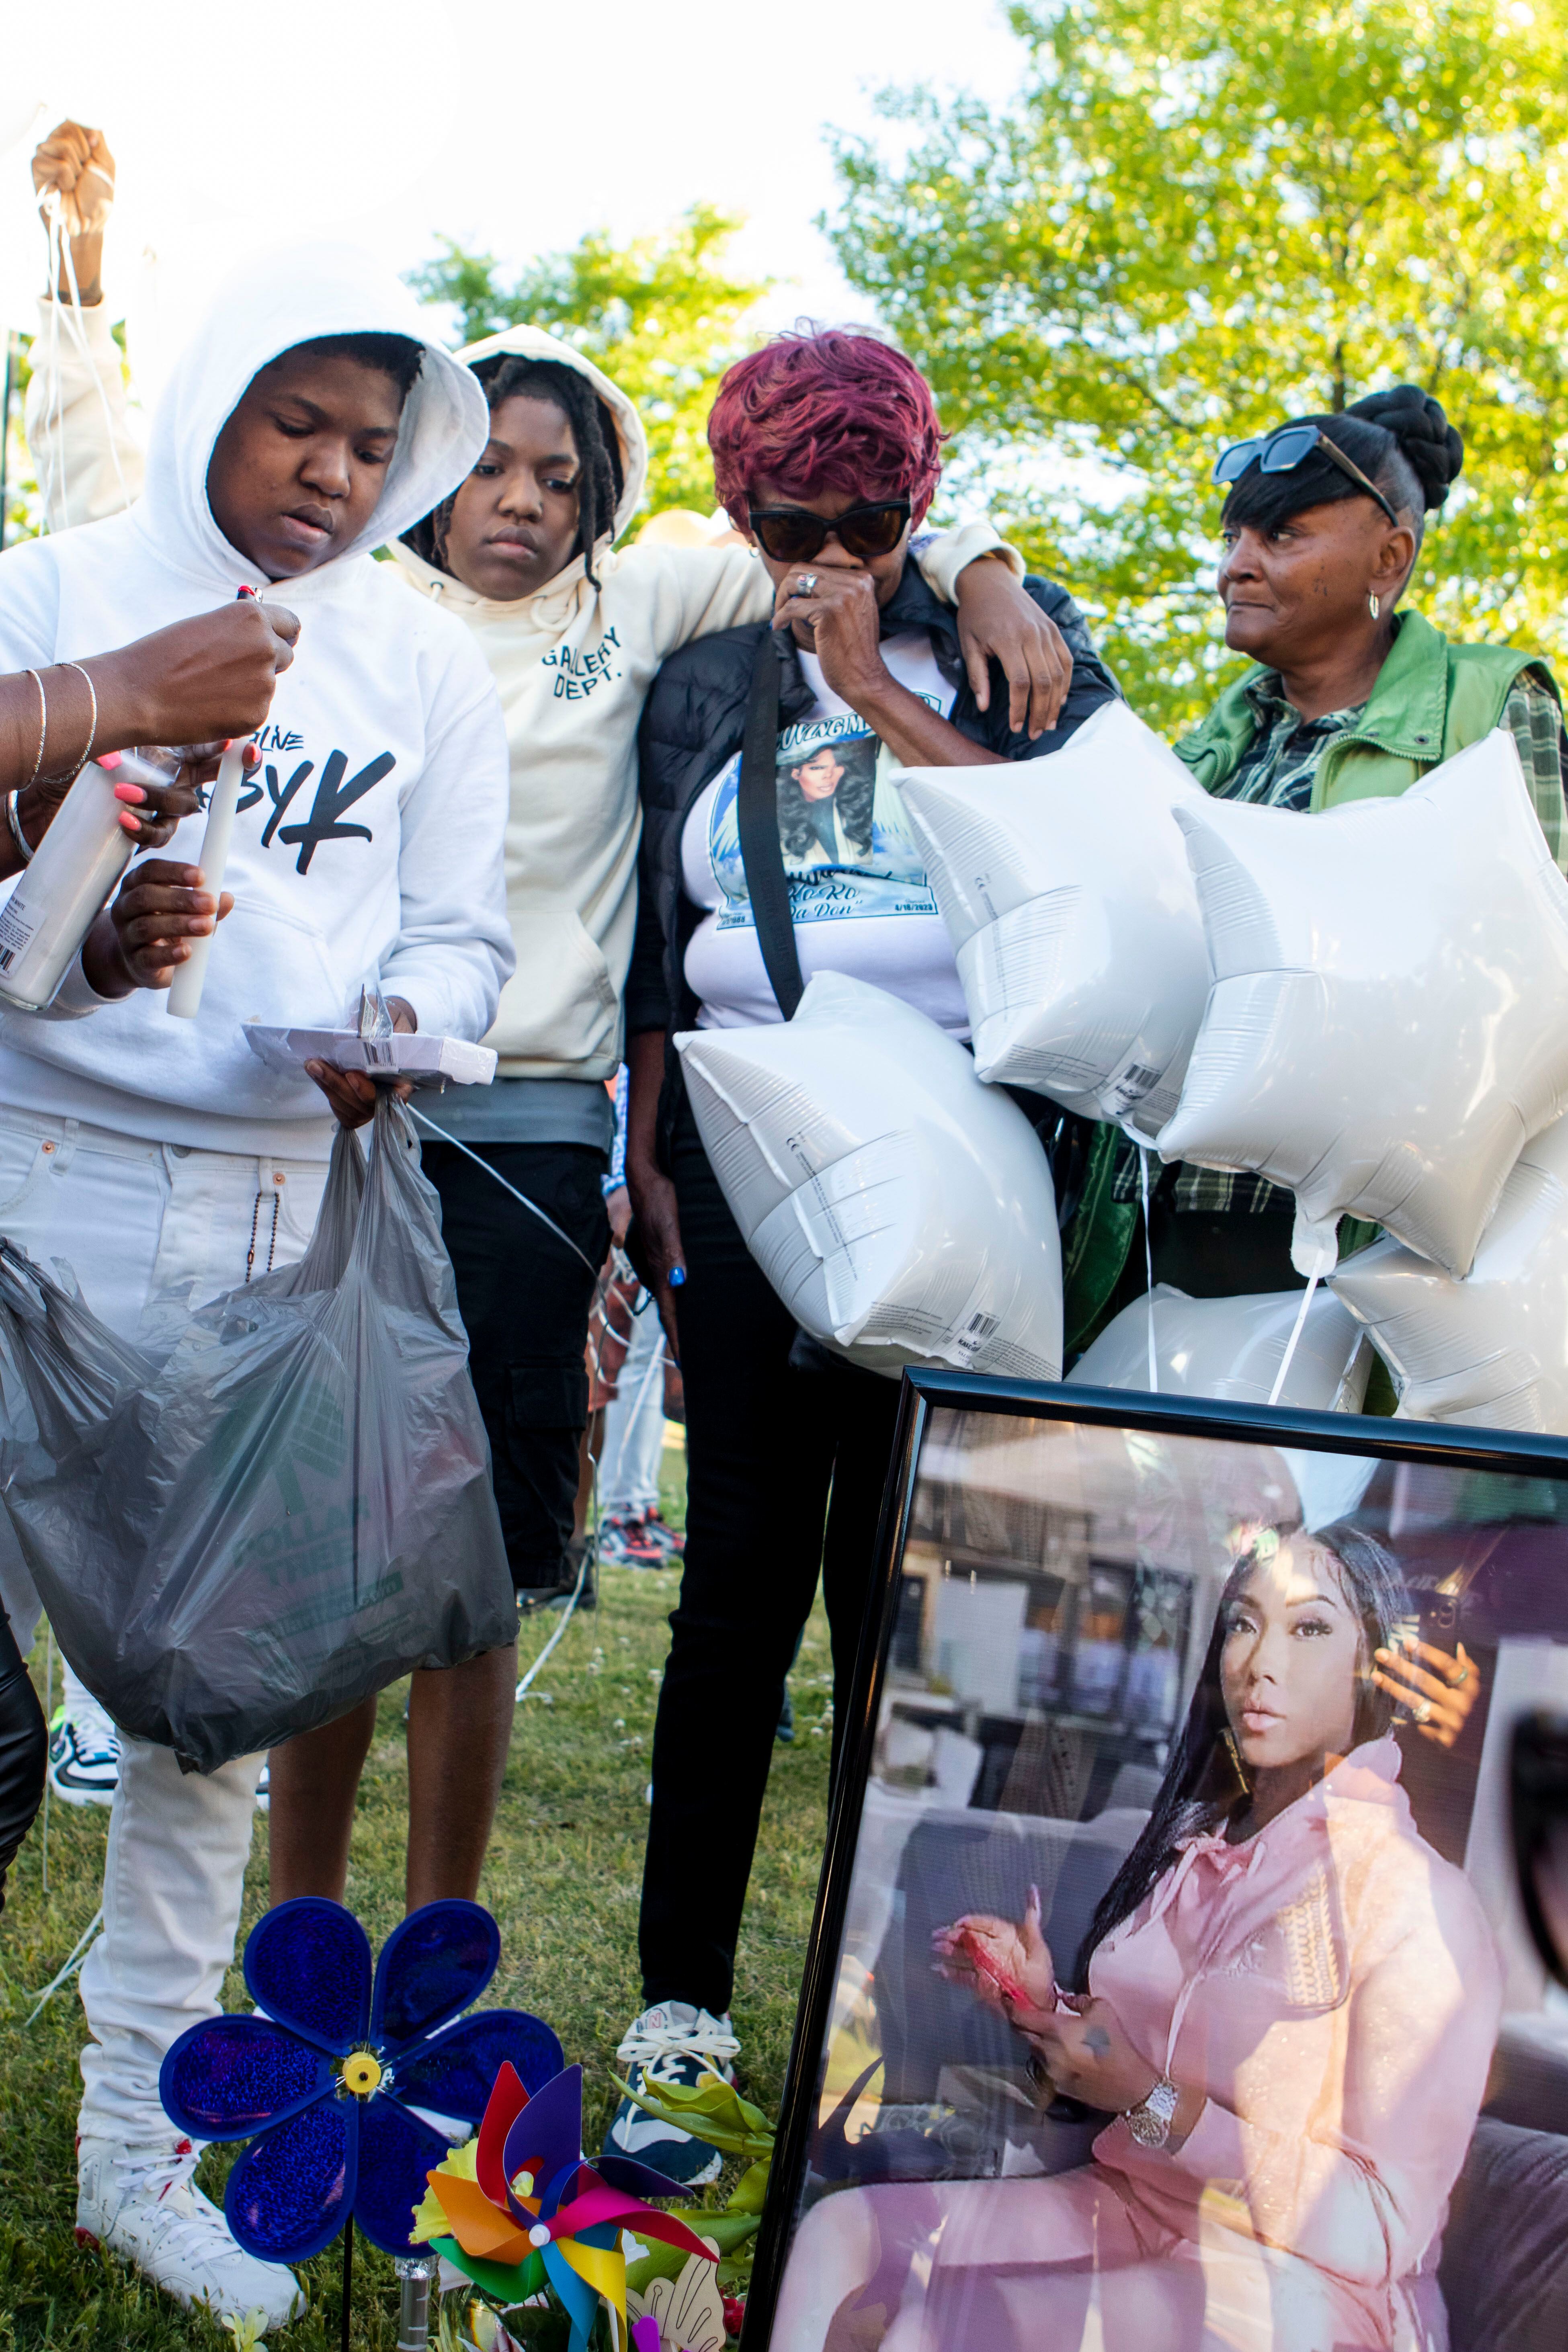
1452, 1660, 1470, 1686
791, 573, 819, 598
1412, 1699, 1433, 1724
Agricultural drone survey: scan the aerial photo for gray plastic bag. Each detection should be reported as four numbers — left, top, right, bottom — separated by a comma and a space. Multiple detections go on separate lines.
0, 1096, 516, 1772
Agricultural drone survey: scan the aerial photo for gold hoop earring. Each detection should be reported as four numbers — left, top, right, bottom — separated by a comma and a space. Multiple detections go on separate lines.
1368, 592, 1381, 620
1221, 1729, 1252, 1795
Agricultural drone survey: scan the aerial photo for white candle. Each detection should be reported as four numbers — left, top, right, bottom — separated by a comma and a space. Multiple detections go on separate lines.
167, 740, 248, 1020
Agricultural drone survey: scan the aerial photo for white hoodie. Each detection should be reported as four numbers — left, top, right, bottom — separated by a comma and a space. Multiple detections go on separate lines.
0, 246, 512, 1158
27, 310, 1013, 1111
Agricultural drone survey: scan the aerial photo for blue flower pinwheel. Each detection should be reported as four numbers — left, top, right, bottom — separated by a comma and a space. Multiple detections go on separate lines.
159, 1897, 563, 2264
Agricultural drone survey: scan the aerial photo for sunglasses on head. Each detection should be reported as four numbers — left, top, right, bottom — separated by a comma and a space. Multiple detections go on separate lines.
1212, 424, 1402, 530
747, 498, 911, 565
1512, 1710, 1568, 1989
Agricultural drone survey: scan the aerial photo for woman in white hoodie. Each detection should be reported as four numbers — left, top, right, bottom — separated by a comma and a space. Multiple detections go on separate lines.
0, 241, 511, 2327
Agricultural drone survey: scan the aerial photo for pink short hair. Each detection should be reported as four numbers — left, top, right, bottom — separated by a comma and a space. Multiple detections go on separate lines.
709, 330, 946, 530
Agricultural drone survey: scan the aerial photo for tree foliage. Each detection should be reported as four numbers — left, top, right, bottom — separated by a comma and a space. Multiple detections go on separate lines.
408, 206, 768, 518
828, 0, 1568, 727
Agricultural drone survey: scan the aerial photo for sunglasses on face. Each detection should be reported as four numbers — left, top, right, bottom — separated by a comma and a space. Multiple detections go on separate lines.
746, 498, 912, 565
1512, 1710, 1568, 1988
1212, 424, 1403, 531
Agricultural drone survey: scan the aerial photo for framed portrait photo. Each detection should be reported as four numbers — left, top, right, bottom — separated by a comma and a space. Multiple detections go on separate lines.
743, 1377, 1568, 2352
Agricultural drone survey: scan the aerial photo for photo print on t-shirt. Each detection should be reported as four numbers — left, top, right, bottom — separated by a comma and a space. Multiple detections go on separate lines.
704, 695, 943, 931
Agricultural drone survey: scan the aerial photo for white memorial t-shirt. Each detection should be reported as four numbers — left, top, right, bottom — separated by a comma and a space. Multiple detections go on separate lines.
680, 631, 969, 1032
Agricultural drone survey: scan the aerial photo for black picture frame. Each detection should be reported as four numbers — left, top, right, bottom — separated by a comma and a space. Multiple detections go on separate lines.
741, 1373, 1568, 2352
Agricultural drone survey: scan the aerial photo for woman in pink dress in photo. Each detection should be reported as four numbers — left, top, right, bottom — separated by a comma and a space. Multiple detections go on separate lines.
773, 1522, 1502, 2352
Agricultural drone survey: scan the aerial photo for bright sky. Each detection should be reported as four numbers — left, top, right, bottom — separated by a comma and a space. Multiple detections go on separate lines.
0, 0, 1028, 391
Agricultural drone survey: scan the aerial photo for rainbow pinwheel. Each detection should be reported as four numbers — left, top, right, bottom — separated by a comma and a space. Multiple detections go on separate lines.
160, 1897, 563, 2263
414, 2059, 716, 2351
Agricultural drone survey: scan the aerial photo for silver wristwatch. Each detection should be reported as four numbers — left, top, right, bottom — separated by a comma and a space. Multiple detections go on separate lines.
1125, 2076, 1180, 2149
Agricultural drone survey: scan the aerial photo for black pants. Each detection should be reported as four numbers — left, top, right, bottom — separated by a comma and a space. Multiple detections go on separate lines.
0, 1602, 45, 1916
638, 1100, 902, 2016
421, 1140, 609, 1592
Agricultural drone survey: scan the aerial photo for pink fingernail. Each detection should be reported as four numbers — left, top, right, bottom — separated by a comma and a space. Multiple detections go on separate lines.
113, 782, 147, 804
98, 750, 122, 770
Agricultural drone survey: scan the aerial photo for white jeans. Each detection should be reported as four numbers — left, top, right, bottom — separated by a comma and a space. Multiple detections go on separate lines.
600, 1296, 666, 1519
0, 1104, 326, 2140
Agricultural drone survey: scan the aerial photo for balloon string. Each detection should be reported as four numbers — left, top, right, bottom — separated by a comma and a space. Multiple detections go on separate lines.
1269, 1270, 1322, 1409
1138, 1145, 1158, 1393
410, 1106, 601, 1278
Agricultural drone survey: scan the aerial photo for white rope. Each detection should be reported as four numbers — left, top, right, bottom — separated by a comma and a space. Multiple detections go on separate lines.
410, 1107, 603, 1279
1138, 1144, 1158, 1394
25, 1903, 103, 2026
41, 201, 64, 531
1267, 1270, 1322, 1409
38, 187, 132, 529
514, 1553, 588, 1702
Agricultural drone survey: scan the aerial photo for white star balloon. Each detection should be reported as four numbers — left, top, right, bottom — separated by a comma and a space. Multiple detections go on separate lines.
896, 699, 1211, 1136
1158, 728, 1568, 1278
676, 972, 1063, 1381
1331, 1110, 1568, 1431
1070, 1282, 1372, 1412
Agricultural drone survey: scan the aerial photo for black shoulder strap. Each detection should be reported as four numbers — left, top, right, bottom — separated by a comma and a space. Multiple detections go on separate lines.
735, 627, 805, 1020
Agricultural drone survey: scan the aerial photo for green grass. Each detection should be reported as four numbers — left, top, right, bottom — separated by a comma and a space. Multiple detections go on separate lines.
0, 1436, 836, 2348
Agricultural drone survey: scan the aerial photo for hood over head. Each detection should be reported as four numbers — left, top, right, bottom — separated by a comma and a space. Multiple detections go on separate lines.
393, 323, 648, 606
132, 241, 491, 590
455, 324, 648, 542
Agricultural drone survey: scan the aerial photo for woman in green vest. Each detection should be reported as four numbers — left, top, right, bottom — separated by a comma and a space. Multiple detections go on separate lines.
1064, 383, 1568, 1354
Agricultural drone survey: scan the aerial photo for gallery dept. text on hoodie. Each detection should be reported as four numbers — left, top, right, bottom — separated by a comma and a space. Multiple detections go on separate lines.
0, 242, 513, 1158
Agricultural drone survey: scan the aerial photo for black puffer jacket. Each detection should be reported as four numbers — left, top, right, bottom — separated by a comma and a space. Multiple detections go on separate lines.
626, 561, 1119, 1153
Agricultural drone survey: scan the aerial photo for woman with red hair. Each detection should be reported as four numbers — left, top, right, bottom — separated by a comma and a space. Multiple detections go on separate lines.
605, 328, 1119, 2178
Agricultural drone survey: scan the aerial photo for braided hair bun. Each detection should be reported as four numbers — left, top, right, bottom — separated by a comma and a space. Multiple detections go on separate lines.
1345, 384, 1463, 511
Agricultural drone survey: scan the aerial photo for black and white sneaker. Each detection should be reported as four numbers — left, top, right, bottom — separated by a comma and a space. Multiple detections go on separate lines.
254, 1761, 270, 1813
47, 1701, 120, 1807
601, 2002, 739, 2187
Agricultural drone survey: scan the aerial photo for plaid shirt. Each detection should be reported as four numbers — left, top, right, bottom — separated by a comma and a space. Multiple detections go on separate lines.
1112, 669, 1568, 1213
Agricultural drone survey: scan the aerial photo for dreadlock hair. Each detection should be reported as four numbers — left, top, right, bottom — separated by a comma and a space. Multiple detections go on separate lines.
1070, 1519, 1408, 1991
286, 332, 424, 403
1220, 385, 1463, 598
403, 352, 625, 588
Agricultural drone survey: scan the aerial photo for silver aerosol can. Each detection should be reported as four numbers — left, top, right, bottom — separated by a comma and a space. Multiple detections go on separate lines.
0, 752, 166, 1012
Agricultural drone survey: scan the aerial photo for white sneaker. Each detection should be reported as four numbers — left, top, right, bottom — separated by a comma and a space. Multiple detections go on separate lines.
47, 1699, 120, 1807
254, 1760, 270, 1813
601, 2002, 740, 2186
76, 2135, 303, 2327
